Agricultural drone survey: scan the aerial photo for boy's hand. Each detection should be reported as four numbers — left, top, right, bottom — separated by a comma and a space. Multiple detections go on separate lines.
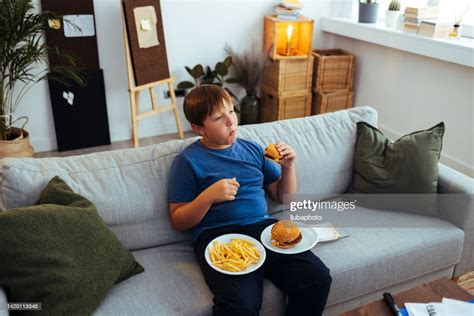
276, 143, 296, 169
203, 177, 240, 204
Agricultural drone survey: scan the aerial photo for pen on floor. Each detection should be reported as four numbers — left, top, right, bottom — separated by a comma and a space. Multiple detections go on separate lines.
383, 292, 403, 316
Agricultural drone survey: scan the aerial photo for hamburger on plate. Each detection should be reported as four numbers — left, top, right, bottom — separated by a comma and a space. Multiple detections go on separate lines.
271, 220, 302, 249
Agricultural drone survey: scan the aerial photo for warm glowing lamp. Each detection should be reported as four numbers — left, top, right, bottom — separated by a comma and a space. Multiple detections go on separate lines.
263, 15, 314, 59
286, 24, 293, 55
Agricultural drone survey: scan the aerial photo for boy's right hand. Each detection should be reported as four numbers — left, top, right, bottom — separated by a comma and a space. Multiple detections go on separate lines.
203, 177, 240, 204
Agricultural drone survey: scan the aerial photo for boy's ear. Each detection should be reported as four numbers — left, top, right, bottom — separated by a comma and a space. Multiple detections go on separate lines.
191, 123, 204, 135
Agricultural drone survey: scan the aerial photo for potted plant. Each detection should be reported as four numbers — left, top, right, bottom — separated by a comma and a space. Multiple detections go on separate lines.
385, 0, 401, 27
177, 57, 240, 103
359, 0, 380, 23
224, 43, 267, 125
0, 0, 84, 158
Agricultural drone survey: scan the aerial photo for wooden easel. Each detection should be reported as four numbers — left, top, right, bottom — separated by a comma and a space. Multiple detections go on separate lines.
120, 3, 184, 148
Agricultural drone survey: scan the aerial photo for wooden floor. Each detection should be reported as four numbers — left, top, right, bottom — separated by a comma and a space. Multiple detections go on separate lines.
35, 131, 197, 158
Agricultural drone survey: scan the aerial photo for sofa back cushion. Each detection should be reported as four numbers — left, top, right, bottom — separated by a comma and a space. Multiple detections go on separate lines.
0, 106, 377, 249
238, 106, 377, 200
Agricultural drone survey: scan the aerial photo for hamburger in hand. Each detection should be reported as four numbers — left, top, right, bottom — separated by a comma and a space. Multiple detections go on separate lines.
271, 220, 302, 249
264, 144, 282, 162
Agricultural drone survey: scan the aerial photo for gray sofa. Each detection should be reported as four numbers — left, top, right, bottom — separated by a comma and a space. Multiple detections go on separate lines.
0, 106, 472, 315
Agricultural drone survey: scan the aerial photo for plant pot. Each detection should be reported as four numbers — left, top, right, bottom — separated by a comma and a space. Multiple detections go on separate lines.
239, 94, 260, 125
385, 10, 400, 27
0, 127, 34, 158
359, 3, 380, 23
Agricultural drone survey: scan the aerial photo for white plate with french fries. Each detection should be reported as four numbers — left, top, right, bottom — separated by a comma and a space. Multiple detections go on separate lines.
205, 234, 266, 275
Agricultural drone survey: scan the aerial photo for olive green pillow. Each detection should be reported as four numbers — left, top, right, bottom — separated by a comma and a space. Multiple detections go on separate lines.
348, 121, 445, 194
0, 176, 144, 315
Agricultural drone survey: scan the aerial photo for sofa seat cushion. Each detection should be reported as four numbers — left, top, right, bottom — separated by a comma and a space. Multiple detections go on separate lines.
93, 242, 285, 316
273, 205, 465, 307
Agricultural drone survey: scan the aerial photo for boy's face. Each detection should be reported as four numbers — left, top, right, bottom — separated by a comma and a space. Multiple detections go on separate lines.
192, 100, 238, 149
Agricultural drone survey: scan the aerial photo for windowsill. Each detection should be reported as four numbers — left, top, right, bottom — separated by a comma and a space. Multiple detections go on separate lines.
320, 17, 474, 68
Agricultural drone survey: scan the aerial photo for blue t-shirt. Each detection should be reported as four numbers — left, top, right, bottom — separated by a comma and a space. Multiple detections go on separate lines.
168, 138, 281, 239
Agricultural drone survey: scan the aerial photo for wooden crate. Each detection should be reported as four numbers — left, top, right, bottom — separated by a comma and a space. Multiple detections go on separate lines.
261, 56, 313, 96
260, 89, 312, 123
263, 15, 314, 60
312, 49, 355, 92
312, 90, 353, 115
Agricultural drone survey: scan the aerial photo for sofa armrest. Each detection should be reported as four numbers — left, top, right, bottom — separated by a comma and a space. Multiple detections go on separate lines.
0, 287, 8, 316
437, 163, 474, 276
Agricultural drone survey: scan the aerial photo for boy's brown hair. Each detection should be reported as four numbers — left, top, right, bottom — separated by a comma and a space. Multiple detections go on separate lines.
183, 85, 232, 126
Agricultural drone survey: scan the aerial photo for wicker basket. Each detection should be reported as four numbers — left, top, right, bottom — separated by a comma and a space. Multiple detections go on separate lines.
312, 49, 355, 92
260, 89, 312, 122
261, 56, 313, 96
312, 90, 353, 115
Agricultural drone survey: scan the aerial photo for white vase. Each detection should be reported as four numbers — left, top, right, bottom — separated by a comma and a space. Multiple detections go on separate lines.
385, 10, 400, 27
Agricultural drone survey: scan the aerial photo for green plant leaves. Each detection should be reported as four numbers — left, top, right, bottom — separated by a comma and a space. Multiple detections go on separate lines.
0, 0, 85, 140
178, 56, 239, 102
177, 81, 195, 89
214, 62, 228, 77
185, 65, 204, 79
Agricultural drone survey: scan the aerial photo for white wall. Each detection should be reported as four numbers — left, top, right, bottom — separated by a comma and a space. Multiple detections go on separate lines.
17, 1, 474, 177
19, 0, 332, 152
321, 33, 474, 177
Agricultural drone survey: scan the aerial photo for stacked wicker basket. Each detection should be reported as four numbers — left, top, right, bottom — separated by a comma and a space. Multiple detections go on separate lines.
311, 49, 356, 115
259, 16, 314, 123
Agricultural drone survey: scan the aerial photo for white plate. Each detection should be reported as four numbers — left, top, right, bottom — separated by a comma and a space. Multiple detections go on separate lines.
205, 233, 266, 275
260, 223, 319, 254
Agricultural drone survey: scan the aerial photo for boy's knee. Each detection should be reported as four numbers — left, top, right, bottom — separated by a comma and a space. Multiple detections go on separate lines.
213, 292, 261, 316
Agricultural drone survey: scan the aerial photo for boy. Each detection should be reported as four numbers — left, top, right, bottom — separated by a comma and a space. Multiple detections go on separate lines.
168, 85, 331, 316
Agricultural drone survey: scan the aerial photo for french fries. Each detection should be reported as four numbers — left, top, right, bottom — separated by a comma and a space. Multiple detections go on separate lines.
209, 238, 260, 272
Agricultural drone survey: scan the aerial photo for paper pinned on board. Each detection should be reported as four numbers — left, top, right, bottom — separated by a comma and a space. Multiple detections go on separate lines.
133, 6, 159, 48
63, 15, 95, 37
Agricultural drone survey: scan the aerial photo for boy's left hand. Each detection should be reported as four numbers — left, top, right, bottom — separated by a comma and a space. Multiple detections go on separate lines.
276, 143, 296, 169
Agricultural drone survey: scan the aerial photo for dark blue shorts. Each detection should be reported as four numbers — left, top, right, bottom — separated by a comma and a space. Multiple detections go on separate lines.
193, 218, 332, 316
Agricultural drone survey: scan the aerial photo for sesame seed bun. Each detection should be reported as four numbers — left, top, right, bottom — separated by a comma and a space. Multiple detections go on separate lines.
265, 144, 281, 162
271, 220, 302, 249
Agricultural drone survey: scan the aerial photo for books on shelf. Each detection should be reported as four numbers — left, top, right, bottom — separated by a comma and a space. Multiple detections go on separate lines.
403, 6, 440, 35
418, 21, 451, 38
405, 12, 439, 19
404, 24, 420, 34
279, 0, 303, 10
276, 14, 301, 21
274, 0, 303, 20
405, 6, 439, 16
